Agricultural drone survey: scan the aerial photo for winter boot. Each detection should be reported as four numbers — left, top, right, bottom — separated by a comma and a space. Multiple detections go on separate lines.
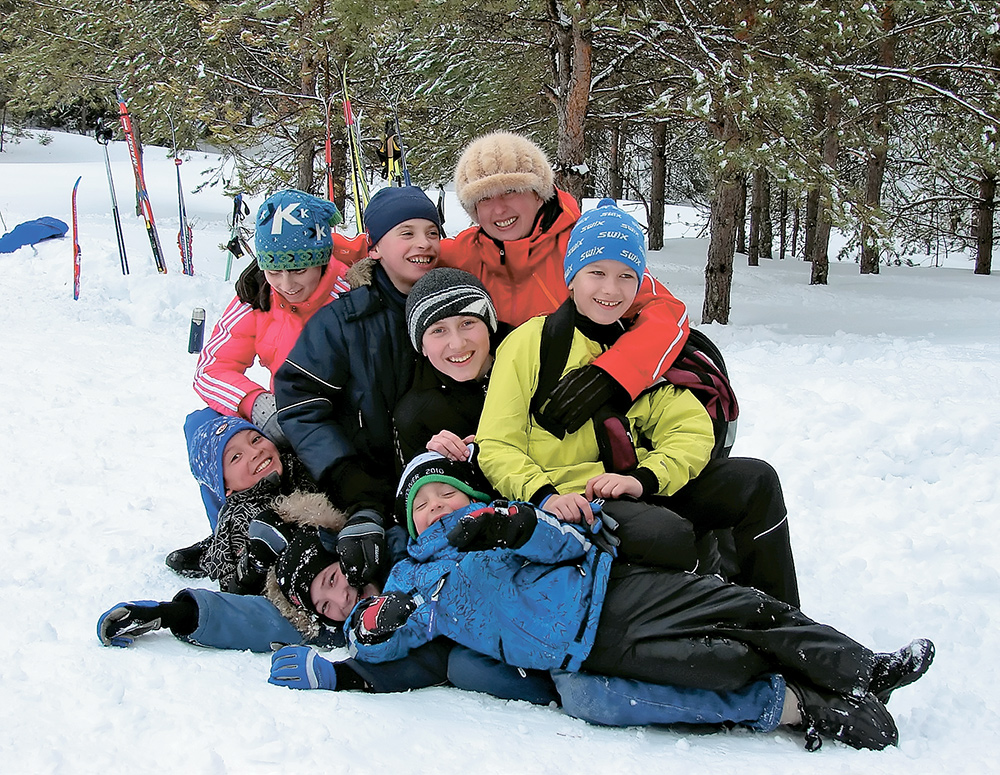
787, 681, 898, 751
165, 536, 212, 578
869, 638, 935, 704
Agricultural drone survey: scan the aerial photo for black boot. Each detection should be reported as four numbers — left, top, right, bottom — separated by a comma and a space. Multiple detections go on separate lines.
165, 536, 212, 578
869, 638, 935, 703
787, 681, 898, 751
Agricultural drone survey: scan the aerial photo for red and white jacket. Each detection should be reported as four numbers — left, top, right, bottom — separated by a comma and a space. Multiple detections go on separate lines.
193, 260, 350, 418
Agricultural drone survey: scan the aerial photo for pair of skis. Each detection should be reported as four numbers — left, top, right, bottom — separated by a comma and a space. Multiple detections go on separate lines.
114, 90, 193, 276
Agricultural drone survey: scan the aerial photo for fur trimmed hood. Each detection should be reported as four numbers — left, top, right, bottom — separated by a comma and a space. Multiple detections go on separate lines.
263, 490, 347, 640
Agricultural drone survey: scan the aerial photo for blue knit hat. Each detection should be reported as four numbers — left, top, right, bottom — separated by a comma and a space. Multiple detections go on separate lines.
563, 198, 646, 285
188, 415, 258, 502
364, 186, 441, 248
255, 189, 343, 271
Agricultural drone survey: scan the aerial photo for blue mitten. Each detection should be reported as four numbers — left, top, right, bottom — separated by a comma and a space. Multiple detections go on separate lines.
97, 601, 164, 647
268, 646, 338, 690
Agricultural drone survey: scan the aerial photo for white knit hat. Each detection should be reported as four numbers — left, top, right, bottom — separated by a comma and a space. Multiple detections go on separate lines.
454, 132, 556, 220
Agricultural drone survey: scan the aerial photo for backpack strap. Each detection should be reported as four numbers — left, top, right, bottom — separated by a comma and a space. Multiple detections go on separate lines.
529, 300, 577, 426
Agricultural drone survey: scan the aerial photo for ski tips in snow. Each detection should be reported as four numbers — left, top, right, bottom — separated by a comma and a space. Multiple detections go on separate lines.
72, 176, 82, 300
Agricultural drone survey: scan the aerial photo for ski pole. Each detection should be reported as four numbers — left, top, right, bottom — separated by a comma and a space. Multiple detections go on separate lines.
169, 115, 194, 275
96, 121, 129, 275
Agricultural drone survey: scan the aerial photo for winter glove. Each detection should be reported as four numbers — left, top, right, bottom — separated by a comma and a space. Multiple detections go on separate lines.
337, 509, 386, 588
97, 601, 164, 647
251, 391, 287, 446
351, 592, 418, 646
537, 365, 627, 437
268, 646, 338, 690
446, 502, 538, 552
233, 509, 297, 593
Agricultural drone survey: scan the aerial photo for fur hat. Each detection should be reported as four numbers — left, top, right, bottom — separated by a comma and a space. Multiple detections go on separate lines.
563, 198, 647, 285
263, 491, 348, 637
396, 446, 493, 539
364, 186, 441, 248
188, 415, 258, 502
404, 268, 498, 352
454, 132, 556, 220
255, 189, 343, 271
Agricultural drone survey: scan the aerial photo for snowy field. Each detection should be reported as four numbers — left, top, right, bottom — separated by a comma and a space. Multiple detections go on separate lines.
1, 130, 998, 774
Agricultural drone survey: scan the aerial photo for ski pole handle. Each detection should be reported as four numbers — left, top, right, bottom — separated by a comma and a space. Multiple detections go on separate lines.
188, 307, 206, 353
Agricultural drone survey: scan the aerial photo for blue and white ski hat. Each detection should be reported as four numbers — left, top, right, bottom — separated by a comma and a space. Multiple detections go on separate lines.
188, 414, 258, 501
255, 189, 343, 271
563, 198, 646, 285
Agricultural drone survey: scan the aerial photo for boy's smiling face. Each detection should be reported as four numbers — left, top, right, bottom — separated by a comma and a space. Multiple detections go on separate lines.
222, 429, 283, 495
411, 481, 473, 536
567, 259, 640, 325
309, 562, 378, 622
369, 218, 441, 293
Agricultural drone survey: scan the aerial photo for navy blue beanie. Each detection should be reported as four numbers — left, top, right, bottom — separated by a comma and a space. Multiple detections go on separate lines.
255, 189, 343, 271
364, 186, 441, 248
563, 198, 646, 285
188, 415, 258, 502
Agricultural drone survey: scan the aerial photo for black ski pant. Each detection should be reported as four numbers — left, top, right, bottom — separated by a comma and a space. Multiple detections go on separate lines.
652, 457, 800, 607
600, 499, 700, 572
582, 564, 873, 695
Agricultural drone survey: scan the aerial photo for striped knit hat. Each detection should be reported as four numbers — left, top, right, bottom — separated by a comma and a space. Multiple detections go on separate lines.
404, 268, 498, 352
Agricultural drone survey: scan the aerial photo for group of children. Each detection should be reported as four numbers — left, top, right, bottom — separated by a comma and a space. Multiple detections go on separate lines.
98, 132, 934, 752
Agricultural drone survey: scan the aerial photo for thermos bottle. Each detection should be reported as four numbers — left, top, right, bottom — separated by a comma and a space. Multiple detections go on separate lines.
188, 307, 206, 353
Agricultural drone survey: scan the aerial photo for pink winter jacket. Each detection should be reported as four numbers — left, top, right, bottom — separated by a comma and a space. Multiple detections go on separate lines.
193, 261, 350, 418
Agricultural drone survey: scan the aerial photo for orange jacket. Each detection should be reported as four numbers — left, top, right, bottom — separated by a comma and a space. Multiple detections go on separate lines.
331, 189, 690, 398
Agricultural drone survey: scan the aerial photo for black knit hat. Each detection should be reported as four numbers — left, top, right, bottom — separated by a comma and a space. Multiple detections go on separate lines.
404, 268, 498, 352
274, 528, 339, 618
396, 446, 494, 539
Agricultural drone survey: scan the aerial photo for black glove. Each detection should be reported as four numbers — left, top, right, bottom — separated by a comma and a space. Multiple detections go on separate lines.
234, 509, 297, 592
537, 365, 627, 437
351, 592, 417, 646
337, 508, 386, 587
446, 502, 537, 552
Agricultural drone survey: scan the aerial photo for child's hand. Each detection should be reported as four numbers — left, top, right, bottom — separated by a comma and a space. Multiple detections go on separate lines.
585, 473, 643, 500
425, 431, 475, 461
542, 493, 593, 524
446, 503, 537, 551
268, 646, 338, 690
351, 592, 417, 645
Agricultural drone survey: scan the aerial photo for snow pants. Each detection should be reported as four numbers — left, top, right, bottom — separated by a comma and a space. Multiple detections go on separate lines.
653, 457, 800, 607
582, 564, 874, 695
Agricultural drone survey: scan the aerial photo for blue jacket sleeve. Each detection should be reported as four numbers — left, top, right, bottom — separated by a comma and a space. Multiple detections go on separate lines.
346, 593, 437, 663
509, 507, 593, 565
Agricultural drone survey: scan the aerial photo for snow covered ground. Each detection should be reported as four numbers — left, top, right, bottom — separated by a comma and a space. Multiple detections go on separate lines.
1, 130, 998, 774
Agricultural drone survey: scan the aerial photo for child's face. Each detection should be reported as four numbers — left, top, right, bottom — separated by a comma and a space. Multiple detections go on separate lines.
412, 481, 473, 535
567, 259, 640, 325
309, 561, 378, 622
421, 315, 493, 383
369, 218, 441, 293
475, 190, 542, 241
263, 266, 324, 304
222, 429, 283, 496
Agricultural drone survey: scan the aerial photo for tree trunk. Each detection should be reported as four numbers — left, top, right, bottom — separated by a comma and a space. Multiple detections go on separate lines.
748, 167, 763, 266
860, 2, 896, 275
547, 0, 592, 205
810, 90, 843, 286
649, 121, 667, 250
779, 187, 788, 259
295, 46, 318, 193
791, 201, 799, 258
974, 171, 995, 275
608, 123, 623, 200
736, 175, 747, 254
761, 171, 772, 258
804, 188, 818, 262
703, 113, 741, 325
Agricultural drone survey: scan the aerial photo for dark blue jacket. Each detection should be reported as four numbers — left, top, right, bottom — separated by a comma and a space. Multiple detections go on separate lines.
275, 263, 416, 517
348, 503, 612, 672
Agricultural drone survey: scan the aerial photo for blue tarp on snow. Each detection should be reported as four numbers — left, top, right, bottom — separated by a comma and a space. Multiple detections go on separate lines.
0, 216, 69, 254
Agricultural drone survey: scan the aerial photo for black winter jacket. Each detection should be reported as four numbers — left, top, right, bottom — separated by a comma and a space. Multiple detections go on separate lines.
275, 261, 417, 521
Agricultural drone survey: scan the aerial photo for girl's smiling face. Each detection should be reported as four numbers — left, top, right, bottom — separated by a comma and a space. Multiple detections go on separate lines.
263, 266, 324, 304
221, 429, 283, 495
369, 219, 441, 292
